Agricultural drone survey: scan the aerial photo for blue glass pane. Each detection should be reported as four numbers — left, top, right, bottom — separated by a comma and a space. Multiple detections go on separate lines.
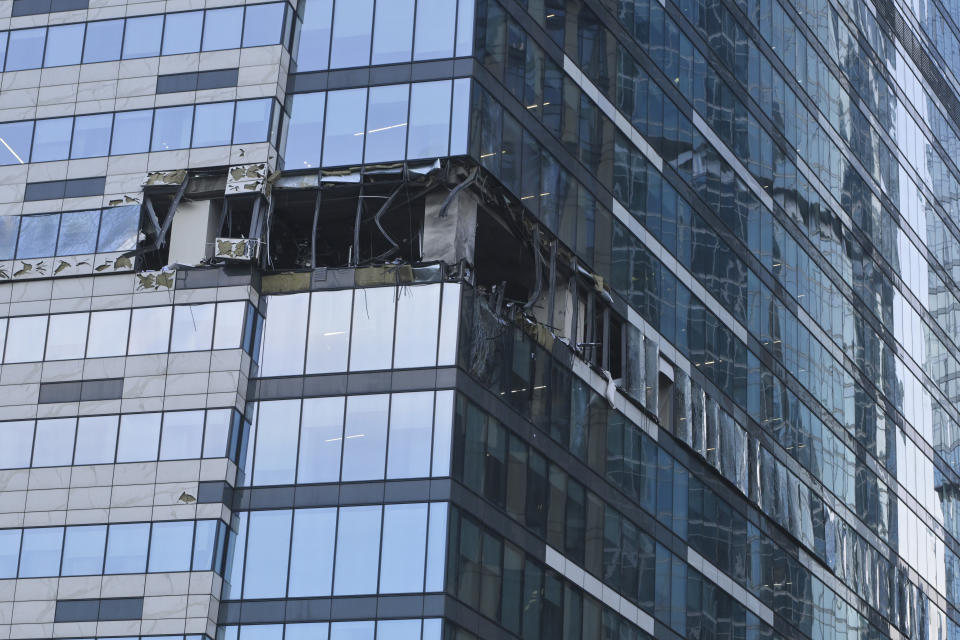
111, 110, 152, 155
56, 210, 99, 255
363, 84, 408, 163
242, 3, 285, 47
97, 205, 138, 252
61, 525, 107, 576
105, 522, 150, 574
31, 117, 74, 162
0, 529, 20, 578
233, 99, 272, 144
294, 0, 331, 72
243, 510, 291, 598
333, 505, 381, 595
252, 400, 299, 485
285, 623, 329, 640
32, 417, 76, 467
0, 33, 7, 70
159, 410, 204, 460
19, 527, 63, 578
5, 28, 46, 71
322, 88, 366, 167
330, 621, 374, 640
376, 620, 421, 640
329, 0, 373, 69
371, 0, 413, 64
407, 81, 451, 159
239, 625, 283, 640
0, 121, 33, 165
192, 520, 217, 571
163, 11, 203, 55
414, 0, 456, 60
288, 508, 336, 597
152, 105, 194, 151
283, 92, 325, 169
379, 503, 427, 593
83, 19, 123, 63
0, 421, 33, 469
148, 521, 194, 572
16, 214, 59, 259
71, 113, 113, 159
202, 7, 243, 51
0, 216, 20, 260
122, 15, 163, 59
193, 102, 235, 147
44, 23, 84, 66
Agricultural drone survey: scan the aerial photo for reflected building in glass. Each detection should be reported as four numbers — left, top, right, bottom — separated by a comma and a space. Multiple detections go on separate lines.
0, 0, 958, 639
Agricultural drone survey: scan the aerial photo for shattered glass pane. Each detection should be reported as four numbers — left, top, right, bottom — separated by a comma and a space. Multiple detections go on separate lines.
16, 213, 59, 259
97, 205, 138, 252
56, 209, 99, 255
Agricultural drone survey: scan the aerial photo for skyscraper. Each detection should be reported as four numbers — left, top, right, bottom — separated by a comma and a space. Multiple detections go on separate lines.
0, 0, 958, 638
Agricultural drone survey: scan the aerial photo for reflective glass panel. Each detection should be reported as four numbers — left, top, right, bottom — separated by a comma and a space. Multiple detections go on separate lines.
333, 505, 381, 595
244, 510, 292, 598
414, 0, 456, 60
349, 286, 396, 370
243, 3, 285, 47
394, 284, 440, 367
122, 15, 163, 59
286, 623, 330, 640
61, 525, 106, 576
0, 421, 33, 469
71, 113, 112, 159
233, 98, 272, 144
259, 293, 309, 376
297, 396, 345, 484
424, 502, 447, 590
159, 410, 204, 460
283, 92, 325, 169
202, 409, 232, 459
294, 0, 332, 72
289, 507, 336, 596
44, 23, 84, 67
32, 418, 76, 467
329, 0, 373, 68
162, 11, 203, 55
111, 110, 153, 155
74, 415, 119, 465
202, 7, 244, 51
45, 312, 89, 360
376, 620, 421, 640
193, 102, 235, 148
56, 210, 100, 255
341, 393, 389, 481
83, 19, 123, 63
379, 503, 428, 593
364, 84, 408, 163
387, 392, 433, 479
193, 519, 217, 570
253, 400, 300, 485
152, 105, 194, 151
149, 520, 194, 572
31, 117, 73, 162
0, 216, 18, 259
5, 28, 46, 71
19, 527, 63, 578
170, 304, 215, 352
117, 413, 161, 462
437, 283, 460, 365
97, 204, 139, 252
449, 78, 470, 155
5, 315, 48, 363
87, 309, 130, 358
0, 530, 21, 578
322, 88, 366, 167
0, 121, 33, 165
407, 81, 451, 159
371, 0, 413, 64
105, 522, 150, 574
241, 626, 283, 640
306, 289, 351, 373
431, 391, 454, 476
128, 306, 172, 354
331, 622, 374, 640
214, 301, 246, 349
16, 213, 59, 259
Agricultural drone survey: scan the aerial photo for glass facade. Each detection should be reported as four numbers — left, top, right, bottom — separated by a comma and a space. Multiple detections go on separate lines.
0, 0, 957, 638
